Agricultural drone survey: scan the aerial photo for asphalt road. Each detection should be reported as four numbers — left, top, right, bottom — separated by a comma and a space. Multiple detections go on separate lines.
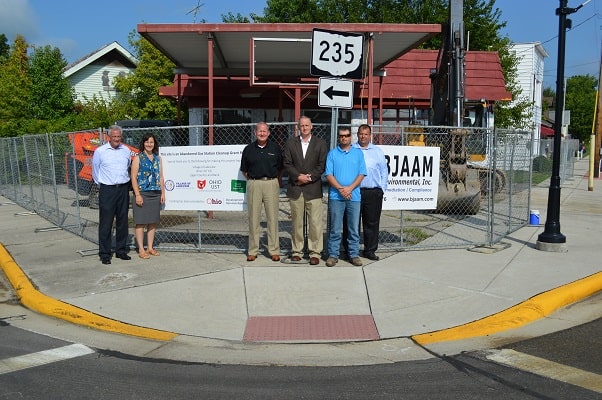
1, 315, 600, 399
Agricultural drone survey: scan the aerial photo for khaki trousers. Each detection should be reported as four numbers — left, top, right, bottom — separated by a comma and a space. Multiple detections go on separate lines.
247, 179, 280, 256
289, 194, 323, 258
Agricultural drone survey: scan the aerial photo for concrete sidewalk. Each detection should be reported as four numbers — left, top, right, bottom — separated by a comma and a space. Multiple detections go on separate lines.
0, 158, 601, 366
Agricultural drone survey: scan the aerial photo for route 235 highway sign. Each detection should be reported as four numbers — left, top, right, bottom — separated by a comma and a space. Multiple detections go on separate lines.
311, 28, 364, 79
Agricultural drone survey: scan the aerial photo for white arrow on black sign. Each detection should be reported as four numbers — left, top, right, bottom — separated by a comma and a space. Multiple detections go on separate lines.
318, 77, 354, 109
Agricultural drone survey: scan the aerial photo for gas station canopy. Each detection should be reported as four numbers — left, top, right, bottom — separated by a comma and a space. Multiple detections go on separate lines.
137, 23, 441, 80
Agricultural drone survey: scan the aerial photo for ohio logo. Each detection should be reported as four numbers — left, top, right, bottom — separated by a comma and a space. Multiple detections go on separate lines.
197, 179, 207, 189
206, 198, 223, 204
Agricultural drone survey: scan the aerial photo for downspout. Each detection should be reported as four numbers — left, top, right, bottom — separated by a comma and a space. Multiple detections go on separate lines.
208, 33, 214, 145
367, 33, 375, 125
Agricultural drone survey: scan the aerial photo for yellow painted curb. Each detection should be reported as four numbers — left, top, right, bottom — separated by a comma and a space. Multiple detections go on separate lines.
413, 271, 602, 345
0, 244, 177, 341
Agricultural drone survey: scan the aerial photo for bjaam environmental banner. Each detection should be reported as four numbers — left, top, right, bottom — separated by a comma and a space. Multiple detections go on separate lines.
380, 145, 440, 211
160, 144, 439, 211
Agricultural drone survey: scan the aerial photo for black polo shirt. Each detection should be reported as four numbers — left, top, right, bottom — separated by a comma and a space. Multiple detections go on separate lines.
240, 140, 282, 179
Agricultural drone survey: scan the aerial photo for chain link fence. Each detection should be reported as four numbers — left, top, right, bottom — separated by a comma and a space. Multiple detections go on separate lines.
537, 137, 579, 183
0, 123, 577, 255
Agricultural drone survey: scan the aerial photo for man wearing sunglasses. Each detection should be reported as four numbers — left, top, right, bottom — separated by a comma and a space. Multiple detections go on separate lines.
324, 127, 367, 267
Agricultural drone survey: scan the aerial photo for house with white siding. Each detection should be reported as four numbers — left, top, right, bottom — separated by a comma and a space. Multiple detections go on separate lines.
63, 41, 137, 103
510, 42, 548, 136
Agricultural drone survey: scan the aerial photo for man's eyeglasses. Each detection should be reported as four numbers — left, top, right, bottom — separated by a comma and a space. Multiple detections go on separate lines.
338, 134, 351, 138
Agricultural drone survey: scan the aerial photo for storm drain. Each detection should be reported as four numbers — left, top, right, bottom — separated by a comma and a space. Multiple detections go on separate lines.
243, 315, 379, 342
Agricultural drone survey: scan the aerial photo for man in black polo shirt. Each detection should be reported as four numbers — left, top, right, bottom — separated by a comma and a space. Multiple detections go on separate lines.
240, 122, 283, 262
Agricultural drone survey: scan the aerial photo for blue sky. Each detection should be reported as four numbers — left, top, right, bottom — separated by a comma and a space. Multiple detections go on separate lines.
2, 0, 601, 89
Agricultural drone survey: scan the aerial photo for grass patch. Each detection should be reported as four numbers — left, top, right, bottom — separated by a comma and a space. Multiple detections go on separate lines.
403, 227, 431, 245
504, 169, 549, 186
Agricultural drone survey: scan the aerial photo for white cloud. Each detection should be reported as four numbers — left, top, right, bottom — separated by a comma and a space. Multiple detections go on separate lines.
0, 0, 39, 41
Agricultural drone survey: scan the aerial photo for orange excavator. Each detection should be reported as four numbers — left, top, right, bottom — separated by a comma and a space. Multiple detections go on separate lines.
64, 130, 138, 206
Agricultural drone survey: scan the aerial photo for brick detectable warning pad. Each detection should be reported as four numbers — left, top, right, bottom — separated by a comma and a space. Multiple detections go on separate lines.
243, 315, 379, 342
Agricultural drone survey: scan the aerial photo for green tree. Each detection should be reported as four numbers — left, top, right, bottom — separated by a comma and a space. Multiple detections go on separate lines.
29, 45, 75, 120
252, 0, 321, 22
112, 32, 177, 120
254, 0, 504, 45
565, 74, 597, 143
221, 12, 251, 23
0, 35, 31, 137
0, 33, 9, 64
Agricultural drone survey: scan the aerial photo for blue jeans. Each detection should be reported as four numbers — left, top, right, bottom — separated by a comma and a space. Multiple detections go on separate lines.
327, 199, 361, 258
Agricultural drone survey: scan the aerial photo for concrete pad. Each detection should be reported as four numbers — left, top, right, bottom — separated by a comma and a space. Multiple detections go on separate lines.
484, 248, 601, 300
67, 268, 248, 341
374, 291, 516, 338
365, 267, 517, 337
369, 249, 515, 293
244, 267, 370, 316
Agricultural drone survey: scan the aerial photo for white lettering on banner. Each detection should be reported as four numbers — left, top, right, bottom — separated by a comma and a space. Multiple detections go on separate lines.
380, 146, 440, 210
160, 145, 247, 211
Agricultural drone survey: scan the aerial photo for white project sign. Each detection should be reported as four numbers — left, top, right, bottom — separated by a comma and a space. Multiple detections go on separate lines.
380, 145, 440, 210
161, 145, 247, 211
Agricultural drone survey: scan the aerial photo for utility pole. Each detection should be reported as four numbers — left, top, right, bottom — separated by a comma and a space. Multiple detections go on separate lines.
536, 0, 590, 251
588, 57, 602, 180
591, 47, 602, 189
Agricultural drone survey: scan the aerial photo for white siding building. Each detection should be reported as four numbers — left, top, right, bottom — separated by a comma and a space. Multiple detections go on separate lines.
63, 42, 137, 103
509, 42, 549, 161
510, 42, 548, 136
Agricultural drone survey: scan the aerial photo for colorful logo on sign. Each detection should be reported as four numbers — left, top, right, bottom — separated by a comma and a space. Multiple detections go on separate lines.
231, 179, 246, 193
197, 180, 207, 190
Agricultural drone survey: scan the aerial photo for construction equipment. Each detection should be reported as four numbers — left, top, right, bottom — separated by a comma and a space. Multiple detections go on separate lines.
64, 131, 138, 206
422, 0, 503, 214
64, 120, 174, 206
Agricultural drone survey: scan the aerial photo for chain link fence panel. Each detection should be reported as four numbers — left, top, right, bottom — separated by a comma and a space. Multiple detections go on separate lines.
0, 123, 578, 255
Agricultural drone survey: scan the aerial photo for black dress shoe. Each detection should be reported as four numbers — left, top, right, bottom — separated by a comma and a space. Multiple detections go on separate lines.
101, 259, 111, 265
115, 254, 131, 260
363, 252, 379, 261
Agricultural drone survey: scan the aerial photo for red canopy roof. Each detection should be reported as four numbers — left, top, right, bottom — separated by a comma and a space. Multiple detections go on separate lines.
363, 49, 512, 106
159, 49, 512, 110
541, 125, 555, 137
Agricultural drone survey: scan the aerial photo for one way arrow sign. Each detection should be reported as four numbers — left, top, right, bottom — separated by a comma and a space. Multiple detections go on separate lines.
318, 77, 354, 109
